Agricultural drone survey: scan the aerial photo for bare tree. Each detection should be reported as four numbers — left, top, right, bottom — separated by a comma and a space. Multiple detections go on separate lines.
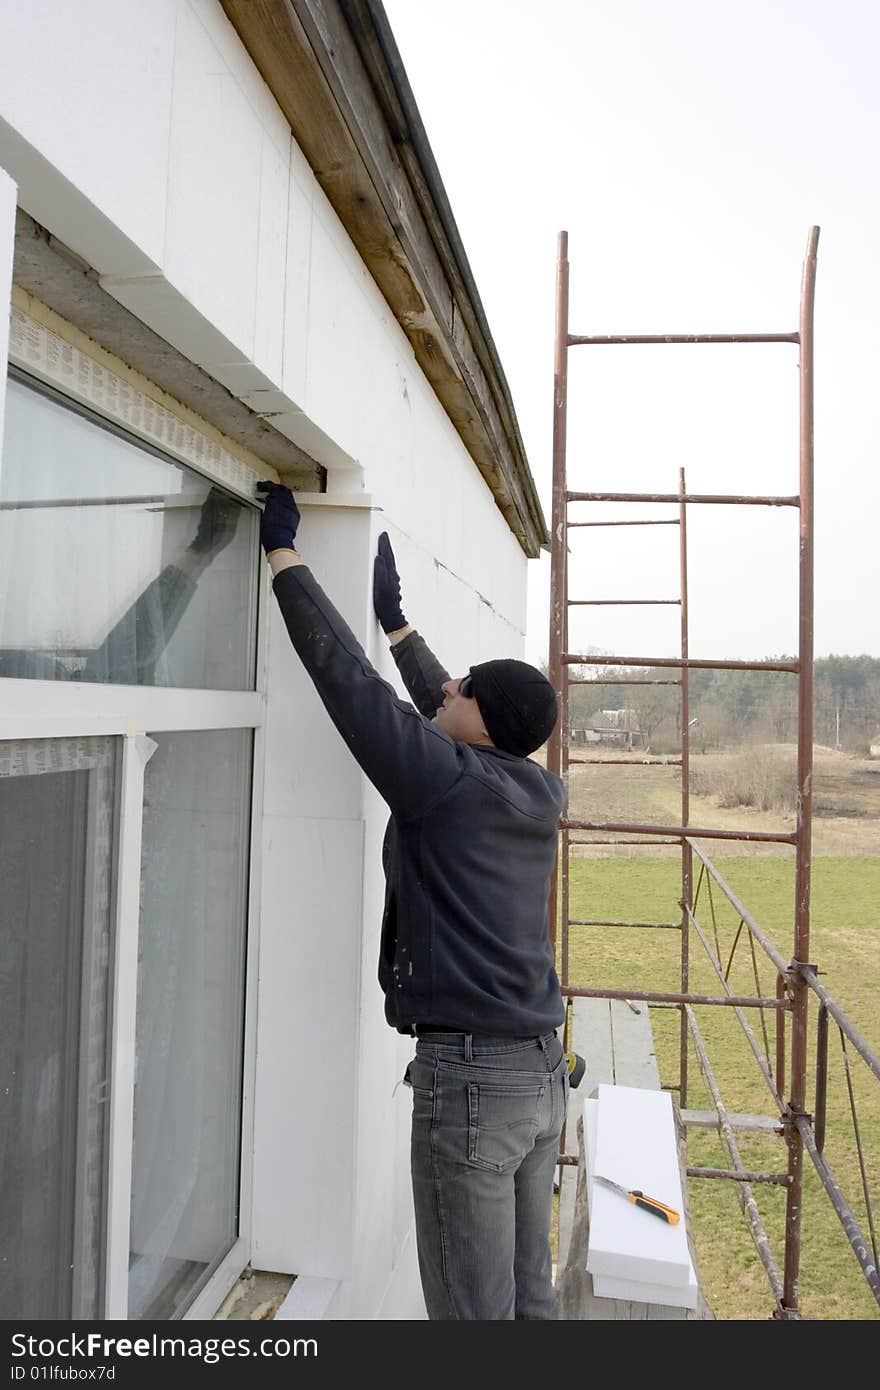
632, 678, 679, 753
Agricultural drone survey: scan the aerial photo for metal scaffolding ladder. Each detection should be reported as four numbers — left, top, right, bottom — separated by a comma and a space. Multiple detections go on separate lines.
546, 227, 820, 1315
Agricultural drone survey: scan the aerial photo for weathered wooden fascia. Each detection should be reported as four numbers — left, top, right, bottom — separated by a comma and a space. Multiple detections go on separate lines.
219, 0, 548, 557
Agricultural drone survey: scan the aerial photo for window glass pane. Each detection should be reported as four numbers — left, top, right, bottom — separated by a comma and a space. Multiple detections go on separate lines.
0, 736, 119, 1319
0, 375, 259, 690
129, 729, 251, 1320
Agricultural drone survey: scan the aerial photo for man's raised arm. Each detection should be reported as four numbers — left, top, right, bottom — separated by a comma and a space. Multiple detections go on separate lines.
258, 484, 461, 820
372, 531, 450, 718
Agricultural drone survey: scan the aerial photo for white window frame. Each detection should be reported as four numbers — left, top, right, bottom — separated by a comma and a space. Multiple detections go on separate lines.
0, 733, 118, 1319
3, 313, 270, 1321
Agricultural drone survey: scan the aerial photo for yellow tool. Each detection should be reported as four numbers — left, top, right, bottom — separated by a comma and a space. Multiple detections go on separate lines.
565, 1051, 586, 1087
594, 1173, 680, 1224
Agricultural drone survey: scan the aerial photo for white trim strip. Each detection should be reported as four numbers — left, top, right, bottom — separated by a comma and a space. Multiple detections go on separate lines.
182, 1238, 250, 1322
231, 559, 273, 1291
0, 681, 264, 738
274, 1277, 341, 1321
297, 493, 374, 510
103, 734, 156, 1320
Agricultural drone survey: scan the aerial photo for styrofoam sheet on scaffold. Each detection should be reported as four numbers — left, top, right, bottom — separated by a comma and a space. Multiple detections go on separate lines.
584, 1084, 693, 1289
592, 1267, 698, 1307
584, 1097, 695, 1306
584, 1099, 697, 1307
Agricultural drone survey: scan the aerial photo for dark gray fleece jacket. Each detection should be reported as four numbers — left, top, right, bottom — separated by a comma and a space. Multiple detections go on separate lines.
273, 563, 565, 1037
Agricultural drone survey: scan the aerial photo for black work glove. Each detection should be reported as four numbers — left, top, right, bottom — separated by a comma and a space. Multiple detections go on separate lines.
372, 532, 407, 633
189, 485, 240, 556
256, 480, 301, 555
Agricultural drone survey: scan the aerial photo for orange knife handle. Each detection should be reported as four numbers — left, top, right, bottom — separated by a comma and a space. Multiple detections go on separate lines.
631, 1190, 681, 1224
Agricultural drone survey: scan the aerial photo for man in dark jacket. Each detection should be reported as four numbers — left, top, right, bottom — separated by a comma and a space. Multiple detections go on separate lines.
258, 481, 567, 1320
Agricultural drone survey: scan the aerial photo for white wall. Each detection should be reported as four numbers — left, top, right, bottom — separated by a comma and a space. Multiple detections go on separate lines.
0, 166, 15, 441
254, 504, 368, 1283
0, 0, 532, 1320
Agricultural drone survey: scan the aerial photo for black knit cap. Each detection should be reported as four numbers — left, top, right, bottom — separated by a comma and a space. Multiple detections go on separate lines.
467, 659, 558, 758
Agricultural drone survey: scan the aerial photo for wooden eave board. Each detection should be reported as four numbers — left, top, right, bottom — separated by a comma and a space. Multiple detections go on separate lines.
219, 0, 546, 556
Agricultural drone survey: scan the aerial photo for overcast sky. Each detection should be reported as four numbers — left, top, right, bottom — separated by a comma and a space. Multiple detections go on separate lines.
382, 0, 879, 667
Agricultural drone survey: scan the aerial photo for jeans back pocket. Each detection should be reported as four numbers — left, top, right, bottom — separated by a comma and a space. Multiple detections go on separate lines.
467, 1082, 546, 1173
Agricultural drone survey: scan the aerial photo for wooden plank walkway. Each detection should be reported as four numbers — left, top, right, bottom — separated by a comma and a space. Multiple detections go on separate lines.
556, 997, 714, 1320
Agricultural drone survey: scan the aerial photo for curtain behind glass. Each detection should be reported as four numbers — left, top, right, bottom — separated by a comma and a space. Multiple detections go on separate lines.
0, 376, 258, 690
128, 729, 251, 1320
0, 737, 118, 1319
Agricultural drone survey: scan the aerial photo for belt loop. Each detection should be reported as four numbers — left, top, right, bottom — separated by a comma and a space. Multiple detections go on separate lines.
464, 1033, 473, 1062
538, 1034, 548, 1056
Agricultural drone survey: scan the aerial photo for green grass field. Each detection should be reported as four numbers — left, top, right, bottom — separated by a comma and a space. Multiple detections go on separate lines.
561, 854, 880, 1320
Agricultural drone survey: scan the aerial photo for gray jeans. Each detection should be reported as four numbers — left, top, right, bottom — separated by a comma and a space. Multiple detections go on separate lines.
404, 1030, 568, 1320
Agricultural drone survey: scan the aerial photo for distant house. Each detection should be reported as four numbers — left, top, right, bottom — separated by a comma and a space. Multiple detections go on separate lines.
590, 709, 621, 743
571, 709, 643, 749
570, 725, 601, 745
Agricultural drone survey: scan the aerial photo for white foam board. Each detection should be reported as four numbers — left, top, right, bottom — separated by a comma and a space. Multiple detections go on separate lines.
584, 1116, 698, 1310
591, 1268, 698, 1309
584, 1084, 693, 1289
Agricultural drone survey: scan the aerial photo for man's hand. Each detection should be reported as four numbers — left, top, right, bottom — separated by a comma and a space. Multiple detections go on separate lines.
373, 532, 408, 634
189, 485, 240, 557
256, 480, 301, 554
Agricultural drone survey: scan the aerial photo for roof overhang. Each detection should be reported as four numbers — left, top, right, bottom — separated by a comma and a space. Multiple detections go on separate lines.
220, 0, 548, 556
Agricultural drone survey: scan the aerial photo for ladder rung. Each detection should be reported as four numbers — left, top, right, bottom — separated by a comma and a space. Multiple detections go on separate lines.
568, 838, 681, 846
680, 1109, 785, 1134
567, 918, 682, 930
562, 818, 798, 845
567, 598, 680, 606
563, 654, 799, 673
560, 984, 787, 1009
568, 677, 681, 686
567, 491, 799, 507
567, 332, 799, 346
568, 518, 681, 527
568, 757, 682, 766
